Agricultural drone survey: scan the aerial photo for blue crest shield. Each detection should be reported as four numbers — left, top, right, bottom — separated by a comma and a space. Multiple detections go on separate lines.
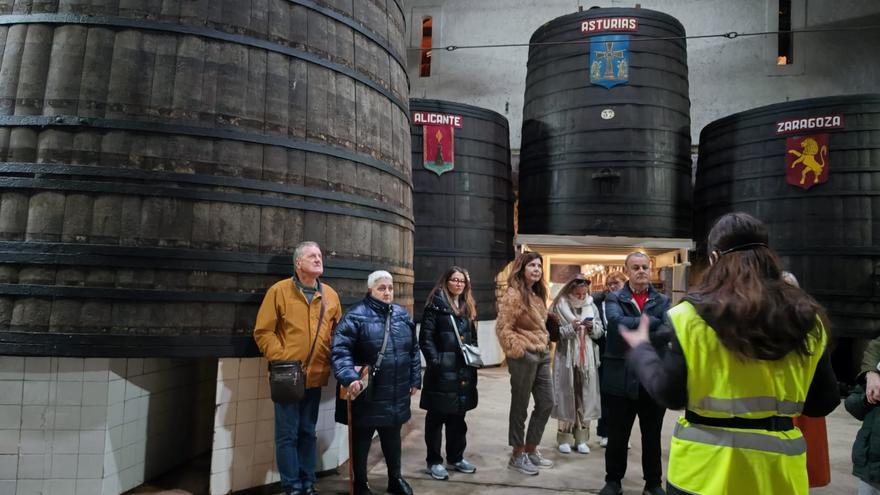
589, 35, 630, 89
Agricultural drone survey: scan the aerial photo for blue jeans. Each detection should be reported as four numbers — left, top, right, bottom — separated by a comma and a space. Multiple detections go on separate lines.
274, 387, 322, 492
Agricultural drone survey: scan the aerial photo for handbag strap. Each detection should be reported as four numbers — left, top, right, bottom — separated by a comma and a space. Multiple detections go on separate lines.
373, 311, 391, 371
443, 290, 469, 349
303, 283, 326, 371
448, 314, 468, 350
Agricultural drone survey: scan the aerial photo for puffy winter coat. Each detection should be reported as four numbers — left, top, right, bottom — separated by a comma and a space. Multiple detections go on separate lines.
847, 385, 880, 485
495, 287, 548, 359
332, 295, 421, 427
419, 291, 478, 415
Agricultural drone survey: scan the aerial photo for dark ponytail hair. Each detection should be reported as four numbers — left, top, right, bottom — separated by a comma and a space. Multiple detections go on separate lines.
686, 212, 827, 360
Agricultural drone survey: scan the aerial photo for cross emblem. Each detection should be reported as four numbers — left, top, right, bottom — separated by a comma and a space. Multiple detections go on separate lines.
595, 41, 625, 79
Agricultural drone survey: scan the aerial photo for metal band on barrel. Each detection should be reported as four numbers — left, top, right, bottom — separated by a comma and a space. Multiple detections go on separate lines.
285, 0, 407, 71
0, 241, 415, 279
0, 14, 409, 116
0, 162, 413, 227
0, 115, 411, 186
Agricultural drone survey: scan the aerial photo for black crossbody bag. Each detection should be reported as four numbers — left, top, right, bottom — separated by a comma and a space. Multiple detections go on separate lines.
268, 286, 326, 404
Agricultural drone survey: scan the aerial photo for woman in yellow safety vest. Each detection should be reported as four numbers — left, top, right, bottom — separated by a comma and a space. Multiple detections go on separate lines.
619, 212, 839, 495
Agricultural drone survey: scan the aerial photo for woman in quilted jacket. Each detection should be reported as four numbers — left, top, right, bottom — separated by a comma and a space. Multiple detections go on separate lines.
332, 270, 421, 495
419, 266, 479, 480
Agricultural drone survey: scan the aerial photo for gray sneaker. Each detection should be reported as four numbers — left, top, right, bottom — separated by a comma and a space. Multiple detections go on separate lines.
426, 463, 448, 480
448, 459, 476, 474
507, 453, 539, 475
527, 449, 554, 469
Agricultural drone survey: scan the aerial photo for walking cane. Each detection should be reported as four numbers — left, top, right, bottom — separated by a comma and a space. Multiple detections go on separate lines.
347, 394, 354, 495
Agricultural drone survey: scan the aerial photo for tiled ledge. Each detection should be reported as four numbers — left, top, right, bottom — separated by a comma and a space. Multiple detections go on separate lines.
0, 356, 215, 495
209, 357, 347, 495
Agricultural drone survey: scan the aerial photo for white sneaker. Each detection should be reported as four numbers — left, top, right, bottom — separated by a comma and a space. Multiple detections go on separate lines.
558, 443, 571, 454
576, 443, 590, 454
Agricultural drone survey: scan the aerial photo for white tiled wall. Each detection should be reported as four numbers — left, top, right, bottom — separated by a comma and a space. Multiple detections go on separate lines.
210, 357, 347, 495
0, 356, 216, 495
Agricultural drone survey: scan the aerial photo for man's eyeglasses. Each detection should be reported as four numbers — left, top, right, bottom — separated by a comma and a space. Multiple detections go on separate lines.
449, 278, 467, 285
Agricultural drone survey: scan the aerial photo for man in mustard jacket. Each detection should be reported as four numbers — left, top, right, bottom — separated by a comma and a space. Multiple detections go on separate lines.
254, 241, 342, 495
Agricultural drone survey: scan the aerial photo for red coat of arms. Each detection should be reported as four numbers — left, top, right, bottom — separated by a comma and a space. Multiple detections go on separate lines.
423, 125, 455, 175
413, 112, 463, 176
785, 134, 829, 190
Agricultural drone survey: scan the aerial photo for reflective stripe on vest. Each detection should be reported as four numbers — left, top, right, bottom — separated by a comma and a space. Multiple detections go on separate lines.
669, 301, 826, 420
666, 302, 824, 495
673, 422, 807, 456
694, 396, 805, 416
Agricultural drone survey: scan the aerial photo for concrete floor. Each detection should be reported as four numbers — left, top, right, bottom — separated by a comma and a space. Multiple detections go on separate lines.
131, 366, 862, 494
314, 366, 861, 495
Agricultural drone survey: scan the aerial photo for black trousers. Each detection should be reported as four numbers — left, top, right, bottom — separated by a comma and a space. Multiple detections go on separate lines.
603, 390, 666, 486
424, 410, 468, 465
597, 395, 609, 437
352, 425, 401, 486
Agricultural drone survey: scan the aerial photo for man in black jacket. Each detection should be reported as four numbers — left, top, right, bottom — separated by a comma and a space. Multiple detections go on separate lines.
599, 252, 670, 495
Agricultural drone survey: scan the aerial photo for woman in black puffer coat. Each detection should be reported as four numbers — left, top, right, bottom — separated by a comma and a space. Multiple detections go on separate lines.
332, 270, 421, 495
419, 266, 479, 480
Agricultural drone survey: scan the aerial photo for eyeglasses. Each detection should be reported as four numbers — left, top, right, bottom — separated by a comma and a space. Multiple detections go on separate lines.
448, 278, 467, 285
572, 279, 590, 286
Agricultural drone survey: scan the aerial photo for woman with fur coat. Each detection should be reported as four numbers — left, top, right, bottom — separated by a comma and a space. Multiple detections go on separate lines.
496, 251, 554, 475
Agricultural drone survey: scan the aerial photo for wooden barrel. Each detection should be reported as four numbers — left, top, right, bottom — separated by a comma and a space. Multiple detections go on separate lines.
695, 94, 880, 342
519, 7, 692, 238
409, 99, 514, 321
0, 0, 413, 357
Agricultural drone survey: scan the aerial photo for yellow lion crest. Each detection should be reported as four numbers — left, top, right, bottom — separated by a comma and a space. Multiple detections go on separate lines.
788, 137, 828, 185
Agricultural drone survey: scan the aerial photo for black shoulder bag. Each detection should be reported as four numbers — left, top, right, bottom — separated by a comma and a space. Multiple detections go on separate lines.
268, 286, 326, 404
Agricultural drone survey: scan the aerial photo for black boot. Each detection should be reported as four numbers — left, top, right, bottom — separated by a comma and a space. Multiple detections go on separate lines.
599, 480, 623, 495
353, 482, 373, 495
386, 477, 413, 495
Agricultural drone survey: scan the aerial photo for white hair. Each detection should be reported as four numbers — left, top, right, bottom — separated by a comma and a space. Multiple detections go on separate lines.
367, 270, 393, 288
